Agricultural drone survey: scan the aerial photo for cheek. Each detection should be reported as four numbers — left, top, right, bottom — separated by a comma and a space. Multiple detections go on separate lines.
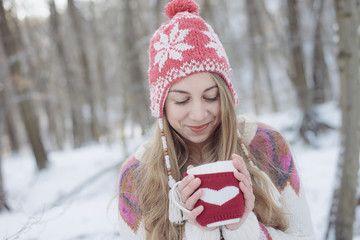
212, 102, 221, 117
165, 103, 185, 123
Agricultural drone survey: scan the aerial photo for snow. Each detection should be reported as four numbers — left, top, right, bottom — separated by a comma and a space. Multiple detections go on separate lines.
1, 102, 359, 239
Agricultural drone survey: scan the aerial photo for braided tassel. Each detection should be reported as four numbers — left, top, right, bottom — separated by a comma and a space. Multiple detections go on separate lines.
158, 119, 185, 224
159, 119, 176, 187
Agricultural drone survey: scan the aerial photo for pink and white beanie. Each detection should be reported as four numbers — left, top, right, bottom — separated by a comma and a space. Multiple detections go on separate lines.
147, 0, 239, 223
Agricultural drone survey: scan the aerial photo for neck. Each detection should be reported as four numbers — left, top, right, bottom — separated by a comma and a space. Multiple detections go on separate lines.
185, 139, 209, 166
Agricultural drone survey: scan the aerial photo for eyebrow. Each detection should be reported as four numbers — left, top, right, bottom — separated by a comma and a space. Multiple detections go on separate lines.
169, 85, 218, 94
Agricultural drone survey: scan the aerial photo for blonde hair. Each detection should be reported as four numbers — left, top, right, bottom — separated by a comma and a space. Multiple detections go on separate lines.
136, 73, 288, 239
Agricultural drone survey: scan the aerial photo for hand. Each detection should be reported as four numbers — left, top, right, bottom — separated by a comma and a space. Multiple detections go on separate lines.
226, 153, 255, 230
178, 165, 216, 230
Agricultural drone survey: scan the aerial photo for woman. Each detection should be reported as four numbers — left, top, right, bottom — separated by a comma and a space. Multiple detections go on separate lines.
118, 0, 315, 239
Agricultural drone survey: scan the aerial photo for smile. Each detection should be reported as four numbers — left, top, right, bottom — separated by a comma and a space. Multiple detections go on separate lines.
188, 123, 209, 133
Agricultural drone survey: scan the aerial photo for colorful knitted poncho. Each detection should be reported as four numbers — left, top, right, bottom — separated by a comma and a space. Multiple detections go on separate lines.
118, 116, 315, 239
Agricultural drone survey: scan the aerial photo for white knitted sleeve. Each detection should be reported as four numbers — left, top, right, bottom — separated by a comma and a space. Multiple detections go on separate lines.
184, 222, 220, 240
221, 182, 315, 240
221, 212, 260, 239
261, 183, 316, 240
118, 217, 145, 240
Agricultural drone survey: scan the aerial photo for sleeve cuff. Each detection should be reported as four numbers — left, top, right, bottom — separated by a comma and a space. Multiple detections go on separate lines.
184, 222, 220, 240
221, 212, 260, 239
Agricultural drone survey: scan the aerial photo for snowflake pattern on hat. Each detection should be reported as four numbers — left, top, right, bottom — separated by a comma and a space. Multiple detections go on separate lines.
153, 22, 194, 72
202, 28, 227, 59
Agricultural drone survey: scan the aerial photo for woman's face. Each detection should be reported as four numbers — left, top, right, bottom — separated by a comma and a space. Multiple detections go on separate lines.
165, 72, 221, 146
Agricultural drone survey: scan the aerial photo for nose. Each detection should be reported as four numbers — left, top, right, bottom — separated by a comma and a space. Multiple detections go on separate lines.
189, 100, 207, 121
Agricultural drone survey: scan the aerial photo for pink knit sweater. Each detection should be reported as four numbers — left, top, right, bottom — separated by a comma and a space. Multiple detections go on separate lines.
118, 121, 315, 239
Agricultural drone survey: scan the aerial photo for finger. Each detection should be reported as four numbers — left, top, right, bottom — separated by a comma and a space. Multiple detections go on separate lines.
184, 205, 204, 223
180, 177, 201, 203
232, 154, 251, 180
239, 182, 255, 212
178, 174, 195, 192
234, 171, 251, 189
187, 165, 194, 171
191, 205, 204, 218
185, 188, 203, 210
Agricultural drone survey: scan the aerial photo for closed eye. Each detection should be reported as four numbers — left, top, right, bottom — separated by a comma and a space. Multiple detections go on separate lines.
175, 99, 189, 105
205, 94, 219, 102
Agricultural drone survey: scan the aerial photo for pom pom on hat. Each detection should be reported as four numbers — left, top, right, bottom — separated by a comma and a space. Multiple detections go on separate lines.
164, 0, 199, 19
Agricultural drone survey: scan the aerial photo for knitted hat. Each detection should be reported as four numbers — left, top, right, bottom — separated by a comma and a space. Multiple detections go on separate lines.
148, 0, 239, 119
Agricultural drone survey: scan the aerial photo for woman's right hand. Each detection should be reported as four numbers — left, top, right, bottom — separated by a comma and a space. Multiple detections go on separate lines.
177, 165, 205, 227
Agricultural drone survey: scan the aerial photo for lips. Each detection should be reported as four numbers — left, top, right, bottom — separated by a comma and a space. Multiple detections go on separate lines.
188, 123, 209, 133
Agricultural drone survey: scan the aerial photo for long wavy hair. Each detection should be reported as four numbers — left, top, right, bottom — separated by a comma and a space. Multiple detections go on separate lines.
136, 73, 288, 239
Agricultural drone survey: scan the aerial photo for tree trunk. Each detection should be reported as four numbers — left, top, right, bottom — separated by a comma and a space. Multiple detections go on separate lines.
312, 0, 331, 104
0, 144, 10, 212
286, 0, 311, 112
49, 0, 86, 148
286, 0, 323, 145
155, 0, 166, 28
23, 18, 65, 151
0, 82, 20, 152
89, 1, 109, 140
0, 80, 10, 212
246, 0, 278, 113
68, 0, 100, 142
0, 0, 48, 170
123, 0, 151, 133
334, 0, 360, 239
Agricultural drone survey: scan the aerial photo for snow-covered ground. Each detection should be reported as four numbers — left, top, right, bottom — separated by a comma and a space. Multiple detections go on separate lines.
0, 102, 359, 240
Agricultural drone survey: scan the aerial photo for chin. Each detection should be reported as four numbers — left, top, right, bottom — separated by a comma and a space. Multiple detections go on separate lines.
186, 135, 210, 145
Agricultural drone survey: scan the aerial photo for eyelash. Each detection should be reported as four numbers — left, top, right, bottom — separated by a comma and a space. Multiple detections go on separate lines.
205, 95, 219, 102
175, 95, 219, 105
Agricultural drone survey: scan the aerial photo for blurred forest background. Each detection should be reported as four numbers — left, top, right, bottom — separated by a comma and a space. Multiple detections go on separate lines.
0, 0, 359, 239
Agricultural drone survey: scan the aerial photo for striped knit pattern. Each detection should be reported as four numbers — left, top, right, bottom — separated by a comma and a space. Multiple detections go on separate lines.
249, 123, 300, 194
118, 156, 142, 232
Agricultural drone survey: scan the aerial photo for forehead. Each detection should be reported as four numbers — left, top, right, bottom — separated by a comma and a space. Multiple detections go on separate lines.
169, 72, 216, 91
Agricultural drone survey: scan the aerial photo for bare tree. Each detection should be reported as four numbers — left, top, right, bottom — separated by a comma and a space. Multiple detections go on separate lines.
155, 0, 167, 28
49, 0, 86, 148
89, 1, 109, 139
286, 0, 311, 120
334, 0, 360, 239
286, 0, 332, 145
123, 0, 151, 134
0, 77, 20, 152
0, 141, 10, 212
246, 0, 263, 114
312, 0, 331, 104
22, 17, 66, 151
0, 75, 10, 212
67, 0, 100, 142
245, 0, 278, 114
0, 0, 48, 170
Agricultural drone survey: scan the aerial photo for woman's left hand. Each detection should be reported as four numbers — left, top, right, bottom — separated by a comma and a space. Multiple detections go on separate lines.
226, 153, 255, 230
